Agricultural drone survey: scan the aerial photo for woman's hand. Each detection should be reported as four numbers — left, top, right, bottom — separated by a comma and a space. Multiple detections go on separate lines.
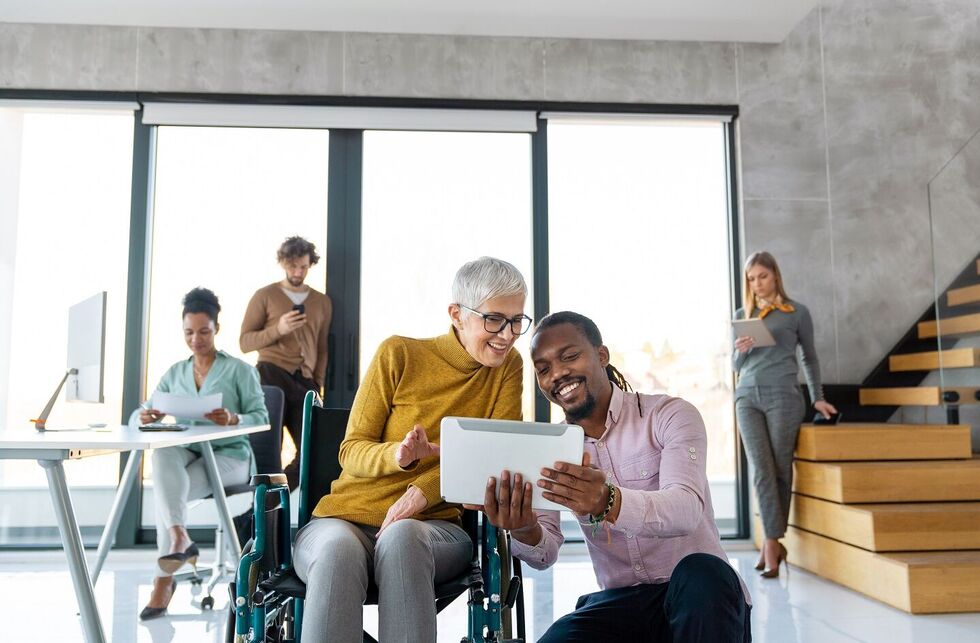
814, 400, 838, 419
204, 408, 239, 426
395, 425, 440, 468
377, 485, 427, 537
538, 452, 612, 517
139, 408, 164, 424
735, 335, 755, 353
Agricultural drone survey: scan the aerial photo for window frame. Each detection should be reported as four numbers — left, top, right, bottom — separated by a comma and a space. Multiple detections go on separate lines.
0, 89, 745, 549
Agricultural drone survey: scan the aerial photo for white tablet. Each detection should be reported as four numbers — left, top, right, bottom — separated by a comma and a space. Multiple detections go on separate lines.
732, 318, 777, 347
440, 417, 585, 512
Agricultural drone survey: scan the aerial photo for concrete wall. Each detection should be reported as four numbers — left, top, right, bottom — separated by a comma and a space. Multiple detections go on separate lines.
3, 0, 979, 383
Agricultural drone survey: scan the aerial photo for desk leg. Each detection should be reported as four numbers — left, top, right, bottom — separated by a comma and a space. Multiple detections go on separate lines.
40, 459, 107, 643
199, 441, 243, 561
91, 449, 143, 585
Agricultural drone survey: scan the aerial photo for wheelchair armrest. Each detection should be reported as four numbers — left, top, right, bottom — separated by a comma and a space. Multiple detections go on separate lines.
250, 473, 288, 487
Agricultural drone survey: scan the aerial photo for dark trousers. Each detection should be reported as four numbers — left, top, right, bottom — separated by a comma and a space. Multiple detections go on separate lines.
539, 553, 751, 643
256, 361, 318, 491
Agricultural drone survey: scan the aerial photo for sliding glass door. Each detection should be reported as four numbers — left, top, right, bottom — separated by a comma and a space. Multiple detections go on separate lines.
0, 106, 135, 546
360, 130, 536, 419
141, 126, 330, 529
546, 117, 739, 534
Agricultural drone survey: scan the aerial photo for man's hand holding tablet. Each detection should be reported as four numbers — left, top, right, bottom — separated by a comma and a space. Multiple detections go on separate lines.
538, 452, 616, 519
467, 452, 618, 546
465, 470, 541, 544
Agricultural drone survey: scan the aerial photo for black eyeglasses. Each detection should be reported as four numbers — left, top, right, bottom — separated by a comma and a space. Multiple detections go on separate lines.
458, 304, 533, 336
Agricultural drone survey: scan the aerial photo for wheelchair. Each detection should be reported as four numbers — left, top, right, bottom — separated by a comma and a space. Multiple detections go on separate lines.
232, 391, 526, 642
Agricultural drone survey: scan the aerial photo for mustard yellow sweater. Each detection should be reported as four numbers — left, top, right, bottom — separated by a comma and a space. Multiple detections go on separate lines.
313, 328, 523, 526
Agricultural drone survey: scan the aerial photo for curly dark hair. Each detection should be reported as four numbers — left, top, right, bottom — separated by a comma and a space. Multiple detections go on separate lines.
535, 311, 633, 394
277, 236, 320, 265
182, 287, 221, 323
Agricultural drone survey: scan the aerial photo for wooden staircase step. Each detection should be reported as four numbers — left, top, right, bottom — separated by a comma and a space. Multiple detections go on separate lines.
859, 386, 980, 406
889, 348, 980, 372
793, 458, 980, 503
918, 312, 980, 338
948, 284, 980, 306
795, 423, 971, 461
784, 525, 980, 613
789, 494, 980, 551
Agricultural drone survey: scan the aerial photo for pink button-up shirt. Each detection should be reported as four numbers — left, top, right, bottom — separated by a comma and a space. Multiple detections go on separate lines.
511, 385, 749, 601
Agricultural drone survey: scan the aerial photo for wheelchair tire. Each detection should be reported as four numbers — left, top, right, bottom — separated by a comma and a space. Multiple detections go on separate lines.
225, 604, 236, 643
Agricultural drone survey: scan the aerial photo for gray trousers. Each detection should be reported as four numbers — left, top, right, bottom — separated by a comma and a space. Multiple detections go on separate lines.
293, 517, 472, 643
151, 446, 251, 577
735, 385, 805, 539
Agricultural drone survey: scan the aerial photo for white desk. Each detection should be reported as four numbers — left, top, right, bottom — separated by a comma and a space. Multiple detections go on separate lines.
0, 423, 270, 643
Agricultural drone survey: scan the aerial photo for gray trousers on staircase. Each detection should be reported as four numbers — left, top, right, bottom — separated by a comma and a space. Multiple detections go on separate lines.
735, 384, 806, 539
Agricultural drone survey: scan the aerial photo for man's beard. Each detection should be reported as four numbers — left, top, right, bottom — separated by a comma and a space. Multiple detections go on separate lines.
564, 390, 597, 423
287, 276, 305, 288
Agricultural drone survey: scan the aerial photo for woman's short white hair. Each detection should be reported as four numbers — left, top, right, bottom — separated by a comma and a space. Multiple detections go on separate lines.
452, 256, 527, 310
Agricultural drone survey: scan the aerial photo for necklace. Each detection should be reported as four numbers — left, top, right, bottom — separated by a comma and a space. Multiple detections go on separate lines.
193, 354, 216, 383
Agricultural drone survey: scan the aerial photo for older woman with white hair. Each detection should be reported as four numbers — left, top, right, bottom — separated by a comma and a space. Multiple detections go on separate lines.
292, 256, 530, 642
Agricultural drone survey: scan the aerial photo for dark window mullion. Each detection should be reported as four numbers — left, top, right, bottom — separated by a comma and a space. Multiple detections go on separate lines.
532, 118, 551, 423
725, 119, 751, 540
325, 130, 363, 409
117, 111, 154, 547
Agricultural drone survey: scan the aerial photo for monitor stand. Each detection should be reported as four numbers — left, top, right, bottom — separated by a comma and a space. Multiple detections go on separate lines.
33, 368, 78, 431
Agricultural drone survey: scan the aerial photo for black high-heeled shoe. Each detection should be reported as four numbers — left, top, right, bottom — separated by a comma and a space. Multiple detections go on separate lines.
139, 579, 177, 620
157, 542, 200, 575
754, 550, 766, 571
760, 542, 788, 579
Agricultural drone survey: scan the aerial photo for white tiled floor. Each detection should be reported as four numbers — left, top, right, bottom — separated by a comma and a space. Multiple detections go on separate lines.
2, 544, 979, 642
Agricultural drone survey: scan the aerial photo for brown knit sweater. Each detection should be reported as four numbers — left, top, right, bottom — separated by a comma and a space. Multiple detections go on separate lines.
239, 282, 332, 388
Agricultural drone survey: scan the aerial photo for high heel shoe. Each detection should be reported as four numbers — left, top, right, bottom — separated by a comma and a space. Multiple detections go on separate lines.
760, 542, 788, 579
139, 579, 177, 620
157, 542, 200, 575
754, 550, 766, 571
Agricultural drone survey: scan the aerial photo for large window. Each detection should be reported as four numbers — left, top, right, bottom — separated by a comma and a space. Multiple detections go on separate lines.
0, 101, 741, 550
0, 106, 135, 545
360, 130, 535, 419
140, 126, 330, 528
547, 117, 738, 534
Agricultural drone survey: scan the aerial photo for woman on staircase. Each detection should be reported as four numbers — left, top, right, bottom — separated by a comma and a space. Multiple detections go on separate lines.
732, 251, 837, 578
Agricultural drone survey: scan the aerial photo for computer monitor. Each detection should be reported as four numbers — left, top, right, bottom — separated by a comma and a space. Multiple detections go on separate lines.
66, 291, 107, 403
33, 292, 107, 430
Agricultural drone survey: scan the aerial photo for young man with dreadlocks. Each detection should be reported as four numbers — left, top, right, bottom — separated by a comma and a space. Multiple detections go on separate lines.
477, 311, 751, 642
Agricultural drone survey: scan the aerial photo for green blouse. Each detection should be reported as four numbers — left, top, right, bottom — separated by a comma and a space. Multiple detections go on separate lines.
134, 351, 269, 461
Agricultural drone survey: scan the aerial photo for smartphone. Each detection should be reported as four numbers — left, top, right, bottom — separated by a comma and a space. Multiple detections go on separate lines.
812, 412, 842, 425
292, 303, 306, 315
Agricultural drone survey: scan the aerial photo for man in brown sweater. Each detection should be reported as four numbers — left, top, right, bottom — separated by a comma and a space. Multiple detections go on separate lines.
240, 236, 332, 490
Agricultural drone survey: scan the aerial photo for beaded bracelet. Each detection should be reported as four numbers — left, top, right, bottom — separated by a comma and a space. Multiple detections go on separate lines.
589, 482, 617, 538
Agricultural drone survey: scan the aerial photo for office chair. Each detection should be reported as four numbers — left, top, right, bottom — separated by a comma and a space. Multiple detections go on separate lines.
232, 391, 525, 642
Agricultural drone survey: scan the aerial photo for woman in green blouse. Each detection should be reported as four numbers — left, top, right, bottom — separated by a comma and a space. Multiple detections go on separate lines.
136, 288, 268, 620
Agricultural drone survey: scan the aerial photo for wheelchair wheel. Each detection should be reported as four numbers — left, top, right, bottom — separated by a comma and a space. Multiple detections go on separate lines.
202, 595, 215, 610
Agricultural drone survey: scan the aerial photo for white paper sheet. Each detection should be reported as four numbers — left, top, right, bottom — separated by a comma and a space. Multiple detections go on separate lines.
153, 392, 223, 420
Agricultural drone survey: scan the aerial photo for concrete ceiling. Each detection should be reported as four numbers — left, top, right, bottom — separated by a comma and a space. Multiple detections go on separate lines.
0, 0, 818, 43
